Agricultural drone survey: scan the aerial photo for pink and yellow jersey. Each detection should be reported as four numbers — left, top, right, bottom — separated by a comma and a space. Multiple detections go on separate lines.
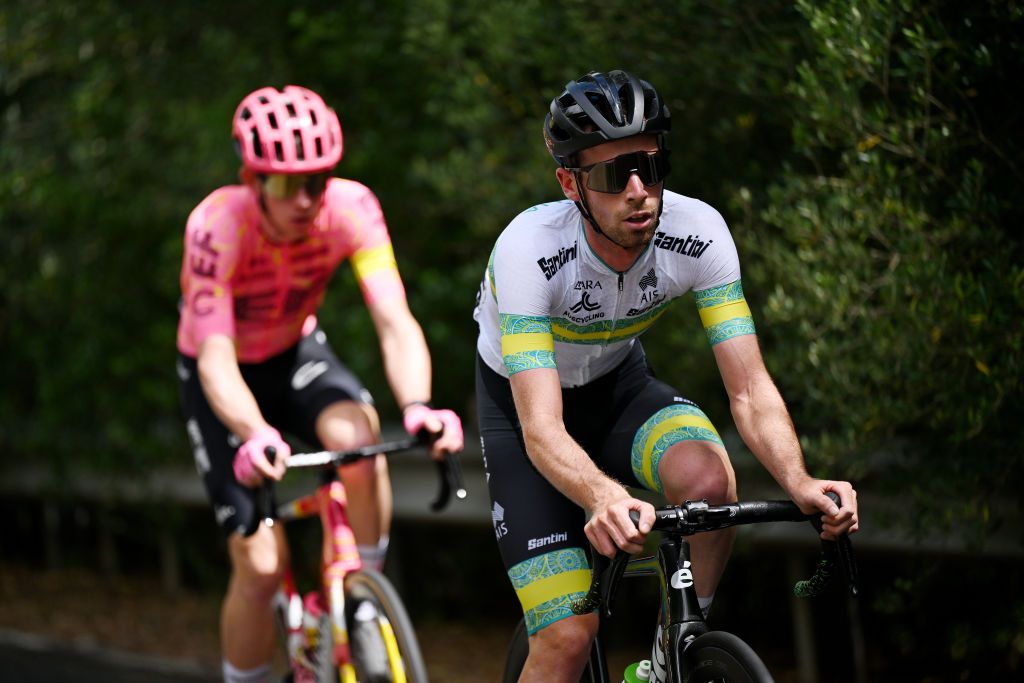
176, 178, 405, 363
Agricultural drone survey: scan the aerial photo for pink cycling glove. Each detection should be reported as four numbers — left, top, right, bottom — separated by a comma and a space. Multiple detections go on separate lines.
403, 404, 464, 449
233, 425, 290, 487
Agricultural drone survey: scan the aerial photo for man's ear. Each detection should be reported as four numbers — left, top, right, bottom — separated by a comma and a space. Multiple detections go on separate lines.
555, 167, 581, 201
239, 166, 259, 189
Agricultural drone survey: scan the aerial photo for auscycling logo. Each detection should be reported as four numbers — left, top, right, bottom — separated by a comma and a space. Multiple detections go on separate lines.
654, 232, 713, 258
537, 241, 578, 280
569, 291, 600, 314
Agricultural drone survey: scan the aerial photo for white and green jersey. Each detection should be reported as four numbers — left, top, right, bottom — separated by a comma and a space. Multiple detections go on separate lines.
474, 190, 755, 388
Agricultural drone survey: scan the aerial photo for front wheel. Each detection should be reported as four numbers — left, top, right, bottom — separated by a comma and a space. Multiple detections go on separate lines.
680, 630, 773, 683
343, 568, 428, 683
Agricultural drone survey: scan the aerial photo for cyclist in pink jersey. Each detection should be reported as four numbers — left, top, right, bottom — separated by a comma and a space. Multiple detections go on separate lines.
175, 84, 463, 683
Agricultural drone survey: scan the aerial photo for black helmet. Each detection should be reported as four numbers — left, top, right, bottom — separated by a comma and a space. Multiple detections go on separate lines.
543, 70, 671, 167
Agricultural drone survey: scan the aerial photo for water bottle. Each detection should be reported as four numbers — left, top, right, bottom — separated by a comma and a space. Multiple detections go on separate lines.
622, 658, 651, 683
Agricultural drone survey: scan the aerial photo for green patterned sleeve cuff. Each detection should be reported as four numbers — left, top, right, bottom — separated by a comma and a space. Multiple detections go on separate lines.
695, 280, 756, 346
500, 314, 556, 374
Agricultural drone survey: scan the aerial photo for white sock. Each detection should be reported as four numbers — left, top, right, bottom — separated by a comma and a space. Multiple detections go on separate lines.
222, 660, 271, 683
357, 534, 389, 571
698, 593, 715, 619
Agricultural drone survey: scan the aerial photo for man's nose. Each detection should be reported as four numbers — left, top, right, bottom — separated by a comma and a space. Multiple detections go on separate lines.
624, 171, 648, 197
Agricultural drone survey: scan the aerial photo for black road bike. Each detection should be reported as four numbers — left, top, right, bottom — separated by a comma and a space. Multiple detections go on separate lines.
502, 493, 858, 682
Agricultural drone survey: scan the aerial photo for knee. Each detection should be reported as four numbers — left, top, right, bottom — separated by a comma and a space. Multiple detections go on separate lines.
689, 453, 734, 503
317, 402, 378, 452
230, 533, 287, 602
662, 444, 735, 504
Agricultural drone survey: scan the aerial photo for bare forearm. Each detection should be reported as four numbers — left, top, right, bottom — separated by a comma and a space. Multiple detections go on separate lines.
197, 338, 267, 440
731, 376, 811, 495
519, 414, 627, 512
379, 316, 432, 408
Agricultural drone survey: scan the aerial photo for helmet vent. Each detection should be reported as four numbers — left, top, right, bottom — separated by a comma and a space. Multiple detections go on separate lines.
267, 112, 278, 130
274, 141, 284, 162
250, 131, 263, 158
315, 138, 323, 157
294, 132, 305, 161
286, 103, 296, 118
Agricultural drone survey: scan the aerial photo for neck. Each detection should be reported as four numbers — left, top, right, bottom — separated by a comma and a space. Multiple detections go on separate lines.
582, 219, 645, 272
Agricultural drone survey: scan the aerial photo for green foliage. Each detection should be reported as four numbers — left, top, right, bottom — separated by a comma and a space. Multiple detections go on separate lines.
737, 0, 1024, 536
1, 0, 1021, 554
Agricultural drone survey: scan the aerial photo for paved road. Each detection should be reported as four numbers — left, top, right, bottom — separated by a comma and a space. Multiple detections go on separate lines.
0, 629, 220, 683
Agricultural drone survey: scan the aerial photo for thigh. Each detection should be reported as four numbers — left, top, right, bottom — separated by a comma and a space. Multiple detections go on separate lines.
598, 376, 725, 496
476, 356, 591, 637
283, 326, 375, 448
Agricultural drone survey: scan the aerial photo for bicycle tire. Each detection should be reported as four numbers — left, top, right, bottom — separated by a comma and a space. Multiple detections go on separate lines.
344, 568, 429, 683
501, 617, 600, 683
680, 630, 773, 683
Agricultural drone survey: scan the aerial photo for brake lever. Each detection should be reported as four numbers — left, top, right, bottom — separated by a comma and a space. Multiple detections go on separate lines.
420, 427, 468, 512
600, 550, 631, 618
836, 533, 859, 598
795, 491, 858, 598
430, 459, 452, 512
259, 446, 277, 530
589, 510, 643, 618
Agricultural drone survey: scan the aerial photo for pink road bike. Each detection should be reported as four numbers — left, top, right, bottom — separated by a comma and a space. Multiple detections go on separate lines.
253, 435, 465, 683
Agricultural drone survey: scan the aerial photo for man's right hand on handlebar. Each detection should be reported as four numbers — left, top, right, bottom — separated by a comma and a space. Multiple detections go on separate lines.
233, 425, 290, 487
584, 492, 655, 558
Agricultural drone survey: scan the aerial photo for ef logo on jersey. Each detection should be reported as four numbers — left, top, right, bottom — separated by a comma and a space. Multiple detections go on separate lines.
670, 560, 694, 589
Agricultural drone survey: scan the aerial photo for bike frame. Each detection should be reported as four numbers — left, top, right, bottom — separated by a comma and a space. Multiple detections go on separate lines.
272, 478, 372, 683
262, 434, 463, 683
620, 535, 709, 681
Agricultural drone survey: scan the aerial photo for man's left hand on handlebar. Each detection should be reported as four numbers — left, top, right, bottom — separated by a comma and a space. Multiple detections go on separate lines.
402, 403, 464, 459
792, 479, 859, 540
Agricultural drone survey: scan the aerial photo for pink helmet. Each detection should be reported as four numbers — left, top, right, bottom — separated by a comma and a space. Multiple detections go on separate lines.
232, 85, 343, 173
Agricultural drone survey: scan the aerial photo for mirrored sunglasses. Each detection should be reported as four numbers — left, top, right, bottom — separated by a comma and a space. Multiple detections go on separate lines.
260, 172, 331, 200
574, 150, 671, 194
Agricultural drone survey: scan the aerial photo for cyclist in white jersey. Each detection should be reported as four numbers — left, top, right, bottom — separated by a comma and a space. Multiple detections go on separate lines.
473, 70, 860, 682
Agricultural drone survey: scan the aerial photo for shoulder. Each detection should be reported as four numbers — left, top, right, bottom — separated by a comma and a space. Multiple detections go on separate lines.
660, 190, 729, 233
186, 185, 258, 235
654, 190, 741, 288
322, 177, 382, 214
497, 199, 578, 253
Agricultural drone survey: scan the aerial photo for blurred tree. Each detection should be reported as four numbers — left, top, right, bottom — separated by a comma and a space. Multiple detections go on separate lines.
1, 0, 1020, 556
736, 0, 1024, 542
0, 0, 327, 474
